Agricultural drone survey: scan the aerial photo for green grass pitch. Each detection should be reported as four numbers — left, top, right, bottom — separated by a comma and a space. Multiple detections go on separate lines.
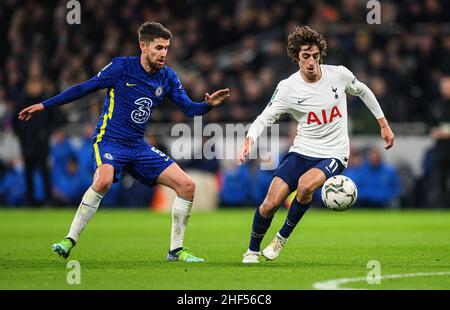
0, 208, 449, 289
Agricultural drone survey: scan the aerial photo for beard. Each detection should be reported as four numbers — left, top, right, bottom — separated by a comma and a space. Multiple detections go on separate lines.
147, 55, 163, 72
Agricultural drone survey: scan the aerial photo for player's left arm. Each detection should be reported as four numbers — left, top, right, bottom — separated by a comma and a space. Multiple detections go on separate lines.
167, 70, 230, 117
343, 66, 395, 150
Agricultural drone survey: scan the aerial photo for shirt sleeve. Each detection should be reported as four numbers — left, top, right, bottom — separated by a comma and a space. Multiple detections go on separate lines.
341, 65, 385, 120
247, 81, 291, 142
166, 70, 211, 117
89, 59, 123, 89
42, 59, 122, 109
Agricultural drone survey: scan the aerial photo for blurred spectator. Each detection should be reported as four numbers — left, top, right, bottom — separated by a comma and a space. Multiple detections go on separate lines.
183, 138, 220, 211
50, 127, 76, 188
220, 160, 252, 206
12, 76, 64, 206
52, 156, 87, 206
0, 157, 45, 206
343, 146, 365, 185
413, 146, 436, 208
428, 76, 450, 207
0, 158, 26, 206
356, 147, 400, 208
76, 123, 96, 188
251, 166, 275, 206
250, 152, 279, 205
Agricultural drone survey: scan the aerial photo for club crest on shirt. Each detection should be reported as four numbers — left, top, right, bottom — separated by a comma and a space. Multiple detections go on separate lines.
155, 86, 163, 97
103, 153, 114, 160
331, 87, 338, 99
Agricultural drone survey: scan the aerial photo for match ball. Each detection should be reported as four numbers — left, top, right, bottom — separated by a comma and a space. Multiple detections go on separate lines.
321, 175, 357, 211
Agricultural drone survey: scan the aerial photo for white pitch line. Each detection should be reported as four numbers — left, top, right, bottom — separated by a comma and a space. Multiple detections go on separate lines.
313, 271, 450, 290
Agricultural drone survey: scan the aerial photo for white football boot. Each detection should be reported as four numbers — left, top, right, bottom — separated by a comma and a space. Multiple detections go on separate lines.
242, 250, 260, 263
262, 233, 286, 260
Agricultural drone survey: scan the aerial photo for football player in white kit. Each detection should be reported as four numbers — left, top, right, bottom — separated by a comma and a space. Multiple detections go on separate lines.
237, 26, 395, 263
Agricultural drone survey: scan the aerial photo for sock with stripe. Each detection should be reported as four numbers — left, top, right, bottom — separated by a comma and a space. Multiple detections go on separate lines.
67, 187, 103, 243
279, 198, 310, 239
248, 207, 274, 252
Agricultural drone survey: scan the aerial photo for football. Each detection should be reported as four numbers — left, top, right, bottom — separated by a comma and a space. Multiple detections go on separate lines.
321, 175, 358, 211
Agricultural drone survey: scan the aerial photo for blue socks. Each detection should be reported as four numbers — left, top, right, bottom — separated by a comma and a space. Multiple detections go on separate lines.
248, 207, 274, 252
279, 198, 310, 239
248, 198, 311, 251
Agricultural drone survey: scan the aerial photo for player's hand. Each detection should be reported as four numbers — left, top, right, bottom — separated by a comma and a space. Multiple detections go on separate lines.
381, 125, 395, 150
237, 137, 254, 166
205, 88, 230, 107
18, 103, 45, 121
378, 117, 394, 150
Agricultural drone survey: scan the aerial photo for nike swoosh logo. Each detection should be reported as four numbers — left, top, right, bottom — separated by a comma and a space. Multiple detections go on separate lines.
126, 82, 137, 87
165, 157, 170, 162
297, 99, 307, 104
81, 202, 96, 209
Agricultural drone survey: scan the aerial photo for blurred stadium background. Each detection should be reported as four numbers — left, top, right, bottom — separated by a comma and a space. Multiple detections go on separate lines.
0, 0, 449, 210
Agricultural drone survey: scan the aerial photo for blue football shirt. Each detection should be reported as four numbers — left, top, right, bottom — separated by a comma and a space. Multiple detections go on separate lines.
42, 56, 211, 143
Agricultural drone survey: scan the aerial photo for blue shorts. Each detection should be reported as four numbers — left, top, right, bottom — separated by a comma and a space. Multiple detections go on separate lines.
92, 138, 174, 187
273, 152, 345, 192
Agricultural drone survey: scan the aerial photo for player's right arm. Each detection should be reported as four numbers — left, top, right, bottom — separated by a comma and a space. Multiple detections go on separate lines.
237, 82, 291, 165
18, 59, 122, 121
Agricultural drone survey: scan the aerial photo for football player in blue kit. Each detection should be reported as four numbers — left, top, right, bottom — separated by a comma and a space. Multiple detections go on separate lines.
18, 22, 230, 262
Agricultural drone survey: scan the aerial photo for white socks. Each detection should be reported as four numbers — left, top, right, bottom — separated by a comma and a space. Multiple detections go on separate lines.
66, 190, 191, 249
67, 187, 103, 243
170, 196, 193, 251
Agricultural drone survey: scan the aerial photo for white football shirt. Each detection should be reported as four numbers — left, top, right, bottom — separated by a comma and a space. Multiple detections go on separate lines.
247, 65, 385, 167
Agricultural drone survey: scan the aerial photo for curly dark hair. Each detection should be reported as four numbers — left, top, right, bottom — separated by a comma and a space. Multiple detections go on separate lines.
287, 26, 327, 63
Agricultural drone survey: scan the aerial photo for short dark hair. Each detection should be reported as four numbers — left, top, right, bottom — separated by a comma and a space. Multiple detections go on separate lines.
287, 26, 327, 63
138, 22, 172, 43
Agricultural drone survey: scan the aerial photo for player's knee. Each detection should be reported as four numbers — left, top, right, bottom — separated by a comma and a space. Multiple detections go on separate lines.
93, 175, 113, 194
185, 179, 196, 198
260, 199, 279, 217
177, 177, 196, 200
297, 183, 314, 204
